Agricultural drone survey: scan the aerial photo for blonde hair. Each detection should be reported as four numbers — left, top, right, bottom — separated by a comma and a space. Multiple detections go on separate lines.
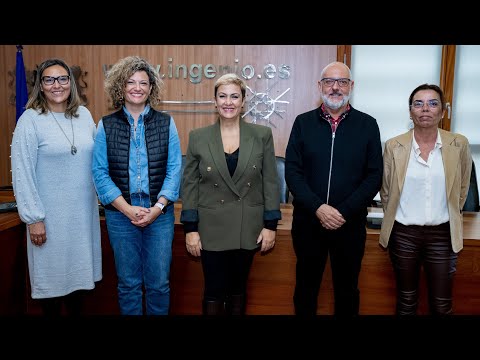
214, 73, 246, 99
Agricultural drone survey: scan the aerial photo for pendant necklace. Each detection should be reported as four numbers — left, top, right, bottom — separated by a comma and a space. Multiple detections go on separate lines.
51, 111, 77, 155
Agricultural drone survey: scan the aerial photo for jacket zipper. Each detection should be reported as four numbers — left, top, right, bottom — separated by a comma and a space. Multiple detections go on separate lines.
326, 131, 335, 204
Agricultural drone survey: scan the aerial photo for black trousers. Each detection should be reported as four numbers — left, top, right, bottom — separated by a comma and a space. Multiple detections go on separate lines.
291, 214, 366, 316
389, 221, 457, 315
200, 248, 256, 302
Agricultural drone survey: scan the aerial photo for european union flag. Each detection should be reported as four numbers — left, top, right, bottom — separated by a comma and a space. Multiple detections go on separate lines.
15, 45, 28, 123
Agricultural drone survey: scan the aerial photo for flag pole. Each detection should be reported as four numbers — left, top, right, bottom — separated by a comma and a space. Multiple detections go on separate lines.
15, 45, 28, 123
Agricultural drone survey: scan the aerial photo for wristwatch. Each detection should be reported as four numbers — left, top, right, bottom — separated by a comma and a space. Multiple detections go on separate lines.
154, 202, 166, 214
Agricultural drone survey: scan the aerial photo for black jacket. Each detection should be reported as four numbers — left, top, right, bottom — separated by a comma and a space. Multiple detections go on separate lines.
102, 108, 170, 210
285, 105, 383, 222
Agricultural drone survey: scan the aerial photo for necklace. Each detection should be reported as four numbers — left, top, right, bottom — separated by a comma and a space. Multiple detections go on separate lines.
50, 111, 77, 155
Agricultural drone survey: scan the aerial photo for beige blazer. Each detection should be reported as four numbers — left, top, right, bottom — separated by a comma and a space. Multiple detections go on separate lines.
379, 129, 472, 253
181, 119, 281, 251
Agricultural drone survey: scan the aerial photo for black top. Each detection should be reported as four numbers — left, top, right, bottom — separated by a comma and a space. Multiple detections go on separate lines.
285, 105, 383, 222
225, 148, 240, 177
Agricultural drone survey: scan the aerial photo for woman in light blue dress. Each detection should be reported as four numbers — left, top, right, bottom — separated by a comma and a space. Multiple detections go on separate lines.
11, 58, 102, 316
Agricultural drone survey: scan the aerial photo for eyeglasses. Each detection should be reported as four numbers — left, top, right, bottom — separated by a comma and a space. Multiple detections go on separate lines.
411, 99, 441, 110
320, 78, 351, 87
41, 75, 70, 86
126, 80, 151, 88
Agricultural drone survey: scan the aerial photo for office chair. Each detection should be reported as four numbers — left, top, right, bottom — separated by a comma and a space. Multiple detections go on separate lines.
463, 160, 479, 212
179, 154, 187, 199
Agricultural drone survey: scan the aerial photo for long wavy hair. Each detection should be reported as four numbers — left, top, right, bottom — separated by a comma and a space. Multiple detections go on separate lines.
104, 56, 164, 109
26, 58, 82, 119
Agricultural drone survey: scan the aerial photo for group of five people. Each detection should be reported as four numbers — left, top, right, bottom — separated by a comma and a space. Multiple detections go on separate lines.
10, 56, 472, 316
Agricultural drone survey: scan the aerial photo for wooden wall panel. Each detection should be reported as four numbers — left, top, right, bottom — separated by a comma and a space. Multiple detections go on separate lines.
2, 204, 480, 316
0, 45, 16, 188
0, 44, 337, 186
234, 45, 336, 156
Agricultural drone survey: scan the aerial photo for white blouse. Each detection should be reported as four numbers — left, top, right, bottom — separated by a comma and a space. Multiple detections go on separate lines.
395, 130, 449, 226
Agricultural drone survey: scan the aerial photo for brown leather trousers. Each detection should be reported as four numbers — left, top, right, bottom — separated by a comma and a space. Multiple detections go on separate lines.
389, 221, 458, 315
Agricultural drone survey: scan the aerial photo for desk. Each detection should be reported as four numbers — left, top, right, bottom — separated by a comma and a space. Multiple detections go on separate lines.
1, 195, 480, 315
169, 204, 480, 315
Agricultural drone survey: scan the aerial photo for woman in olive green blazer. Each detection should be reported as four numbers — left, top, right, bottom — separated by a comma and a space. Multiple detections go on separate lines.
180, 73, 281, 315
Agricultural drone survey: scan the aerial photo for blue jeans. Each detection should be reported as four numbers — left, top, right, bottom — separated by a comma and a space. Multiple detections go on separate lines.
105, 193, 175, 315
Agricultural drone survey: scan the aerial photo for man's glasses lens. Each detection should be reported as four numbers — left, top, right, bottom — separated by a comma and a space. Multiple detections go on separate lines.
42, 75, 70, 86
321, 78, 350, 87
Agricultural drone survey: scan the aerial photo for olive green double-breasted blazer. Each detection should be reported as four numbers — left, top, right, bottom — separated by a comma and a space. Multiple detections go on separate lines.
180, 119, 281, 251
380, 129, 472, 253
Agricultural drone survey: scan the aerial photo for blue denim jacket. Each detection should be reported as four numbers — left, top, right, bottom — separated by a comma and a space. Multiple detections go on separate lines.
92, 105, 182, 206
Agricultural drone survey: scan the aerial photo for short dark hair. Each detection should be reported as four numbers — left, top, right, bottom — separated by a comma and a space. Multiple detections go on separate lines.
408, 83, 446, 111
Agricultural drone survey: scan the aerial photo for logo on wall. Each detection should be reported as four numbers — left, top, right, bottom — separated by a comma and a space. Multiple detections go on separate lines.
158, 79, 291, 127
243, 80, 290, 127
154, 59, 292, 127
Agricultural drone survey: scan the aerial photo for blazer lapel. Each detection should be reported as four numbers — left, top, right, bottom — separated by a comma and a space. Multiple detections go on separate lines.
393, 131, 413, 194
232, 120, 253, 184
440, 130, 460, 199
208, 120, 240, 196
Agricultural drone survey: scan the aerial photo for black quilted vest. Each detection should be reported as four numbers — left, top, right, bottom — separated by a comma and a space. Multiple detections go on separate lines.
102, 108, 170, 210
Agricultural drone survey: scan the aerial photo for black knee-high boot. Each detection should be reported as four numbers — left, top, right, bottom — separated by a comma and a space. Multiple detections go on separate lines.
225, 294, 246, 316
202, 299, 225, 316
39, 297, 62, 317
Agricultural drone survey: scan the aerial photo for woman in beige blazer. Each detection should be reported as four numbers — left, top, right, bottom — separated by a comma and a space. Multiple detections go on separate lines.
380, 84, 472, 315
180, 73, 281, 315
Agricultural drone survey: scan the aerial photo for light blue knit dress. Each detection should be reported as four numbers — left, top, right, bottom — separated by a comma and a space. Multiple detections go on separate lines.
11, 106, 102, 299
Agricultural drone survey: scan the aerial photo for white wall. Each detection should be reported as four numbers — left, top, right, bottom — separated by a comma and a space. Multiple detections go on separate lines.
451, 46, 480, 185
350, 45, 442, 144
350, 45, 479, 188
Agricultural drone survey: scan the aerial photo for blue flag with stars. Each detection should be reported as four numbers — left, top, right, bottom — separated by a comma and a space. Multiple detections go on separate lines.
15, 45, 28, 123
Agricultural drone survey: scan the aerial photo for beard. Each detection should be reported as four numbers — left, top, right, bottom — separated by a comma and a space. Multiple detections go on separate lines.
321, 92, 350, 110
